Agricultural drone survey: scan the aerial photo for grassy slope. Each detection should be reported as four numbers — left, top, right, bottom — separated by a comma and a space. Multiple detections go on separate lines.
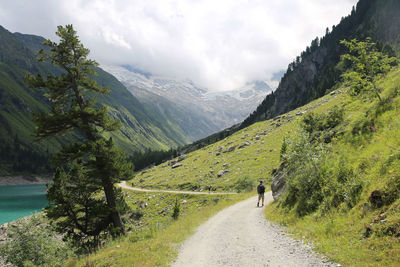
265, 68, 400, 266
59, 75, 333, 266
129, 91, 342, 192
68, 190, 251, 266
68, 77, 347, 266
81, 68, 399, 266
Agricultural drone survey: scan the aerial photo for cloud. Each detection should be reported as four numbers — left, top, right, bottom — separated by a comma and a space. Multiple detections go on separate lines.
0, 0, 357, 91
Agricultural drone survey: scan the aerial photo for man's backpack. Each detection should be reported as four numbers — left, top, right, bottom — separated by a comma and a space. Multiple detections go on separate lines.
258, 184, 265, 194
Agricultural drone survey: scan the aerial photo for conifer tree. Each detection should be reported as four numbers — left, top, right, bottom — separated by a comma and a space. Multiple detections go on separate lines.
26, 25, 132, 244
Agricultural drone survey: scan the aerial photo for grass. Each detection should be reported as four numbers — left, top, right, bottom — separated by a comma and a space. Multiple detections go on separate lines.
67, 68, 399, 267
71, 82, 347, 266
67, 190, 252, 266
129, 90, 344, 193
265, 67, 400, 267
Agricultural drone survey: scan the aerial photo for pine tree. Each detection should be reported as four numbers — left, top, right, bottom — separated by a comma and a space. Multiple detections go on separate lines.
25, 25, 133, 245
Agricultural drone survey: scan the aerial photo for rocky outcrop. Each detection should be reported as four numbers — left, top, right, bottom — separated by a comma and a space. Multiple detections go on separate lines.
172, 163, 183, 169
217, 170, 228, 177
271, 163, 288, 201
224, 145, 237, 153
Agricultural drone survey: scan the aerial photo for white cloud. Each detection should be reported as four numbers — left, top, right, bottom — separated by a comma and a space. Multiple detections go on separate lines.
0, 0, 358, 91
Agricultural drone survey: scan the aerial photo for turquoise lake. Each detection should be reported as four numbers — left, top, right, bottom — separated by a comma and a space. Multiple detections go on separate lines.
0, 184, 47, 225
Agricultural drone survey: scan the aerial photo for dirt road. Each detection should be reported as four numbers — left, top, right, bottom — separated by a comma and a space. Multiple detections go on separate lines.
118, 181, 236, 195
172, 192, 335, 267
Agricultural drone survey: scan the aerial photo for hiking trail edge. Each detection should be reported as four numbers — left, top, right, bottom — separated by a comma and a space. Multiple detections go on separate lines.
118, 181, 236, 195
172, 192, 336, 267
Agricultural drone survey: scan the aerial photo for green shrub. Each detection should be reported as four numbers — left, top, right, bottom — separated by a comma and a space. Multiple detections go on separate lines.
382, 175, 400, 206
233, 176, 255, 192
280, 131, 327, 216
0, 214, 74, 267
301, 106, 344, 143
172, 198, 180, 220
280, 129, 363, 216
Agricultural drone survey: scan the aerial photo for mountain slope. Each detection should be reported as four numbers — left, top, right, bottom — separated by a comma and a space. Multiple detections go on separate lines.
103, 65, 271, 141
122, 65, 400, 266
0, 26, 191, 175
242, 0, 400, 128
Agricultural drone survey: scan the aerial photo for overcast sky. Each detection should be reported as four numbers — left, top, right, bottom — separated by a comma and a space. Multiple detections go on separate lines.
1, 0, 357, 91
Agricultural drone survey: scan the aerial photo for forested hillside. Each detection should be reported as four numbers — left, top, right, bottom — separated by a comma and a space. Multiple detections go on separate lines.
0, 26, 191, 175
242, 0, 400, 128
151, 0, 400, 161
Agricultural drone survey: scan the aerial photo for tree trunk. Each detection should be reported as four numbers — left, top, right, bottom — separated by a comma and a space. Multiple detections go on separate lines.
101, 176, 126, 235
373, 82, 382, 102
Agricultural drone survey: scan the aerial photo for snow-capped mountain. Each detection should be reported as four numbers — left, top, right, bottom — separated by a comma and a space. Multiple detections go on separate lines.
102, 65, 272, 141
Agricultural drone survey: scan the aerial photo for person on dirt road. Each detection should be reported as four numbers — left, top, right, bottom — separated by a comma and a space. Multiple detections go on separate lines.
257, 180, 265, 207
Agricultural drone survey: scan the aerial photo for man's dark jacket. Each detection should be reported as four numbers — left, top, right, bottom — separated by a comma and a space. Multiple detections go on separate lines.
257, 184, 265, 194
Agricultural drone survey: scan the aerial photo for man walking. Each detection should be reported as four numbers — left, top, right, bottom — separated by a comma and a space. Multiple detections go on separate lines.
257, 180, 265, 207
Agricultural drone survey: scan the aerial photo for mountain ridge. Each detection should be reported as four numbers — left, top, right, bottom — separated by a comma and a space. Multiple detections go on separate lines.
103, 64, 271, 141
242, 0, 400, 128
0, 26, 193, 175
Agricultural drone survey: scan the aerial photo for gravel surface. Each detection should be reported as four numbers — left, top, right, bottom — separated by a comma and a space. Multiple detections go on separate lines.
173, 192, 336, 267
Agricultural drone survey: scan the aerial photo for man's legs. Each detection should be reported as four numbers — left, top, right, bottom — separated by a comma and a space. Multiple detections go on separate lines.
257, 194, 263, 207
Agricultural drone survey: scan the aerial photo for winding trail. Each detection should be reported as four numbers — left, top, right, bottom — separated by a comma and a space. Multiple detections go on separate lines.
118, 181, 236, 195
172, 192, 334, 267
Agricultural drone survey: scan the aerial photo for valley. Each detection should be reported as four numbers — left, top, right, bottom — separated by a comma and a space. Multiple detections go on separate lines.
1, 0, 400, 266
103, 65, 271, 141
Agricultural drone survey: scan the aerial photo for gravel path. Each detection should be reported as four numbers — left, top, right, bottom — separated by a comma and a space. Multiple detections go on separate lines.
173, 192, 335, 267
118, 181, 236, 195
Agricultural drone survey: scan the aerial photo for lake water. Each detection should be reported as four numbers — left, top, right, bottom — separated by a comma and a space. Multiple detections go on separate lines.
0, 184, 47, 225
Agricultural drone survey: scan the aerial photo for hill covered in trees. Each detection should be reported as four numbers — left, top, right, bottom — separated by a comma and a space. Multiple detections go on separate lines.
0, 25, 192, 175
242, 0, 400, 127
145, 0, 400, 167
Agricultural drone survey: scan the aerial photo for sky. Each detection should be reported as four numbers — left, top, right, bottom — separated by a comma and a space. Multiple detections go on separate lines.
1, 0, 358, 91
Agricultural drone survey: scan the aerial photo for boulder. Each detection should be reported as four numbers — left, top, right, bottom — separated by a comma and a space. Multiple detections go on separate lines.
215, 146, 224, 152
138, 201, 148, 208
238, 141, 251, 149
271, 163, 287, 201
172, 163, 182, 169
217, 170, 226, 177
168, 159, 177, 166
224, 145, 237, 153
178, 154, 187, 162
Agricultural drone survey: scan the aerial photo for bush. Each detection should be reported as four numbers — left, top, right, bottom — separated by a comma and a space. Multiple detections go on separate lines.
172, 198, 180, 220
233, 176, 255, 192
301, 106, 344, 143
0, 214, 74, 267
280, 130, 363, 216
